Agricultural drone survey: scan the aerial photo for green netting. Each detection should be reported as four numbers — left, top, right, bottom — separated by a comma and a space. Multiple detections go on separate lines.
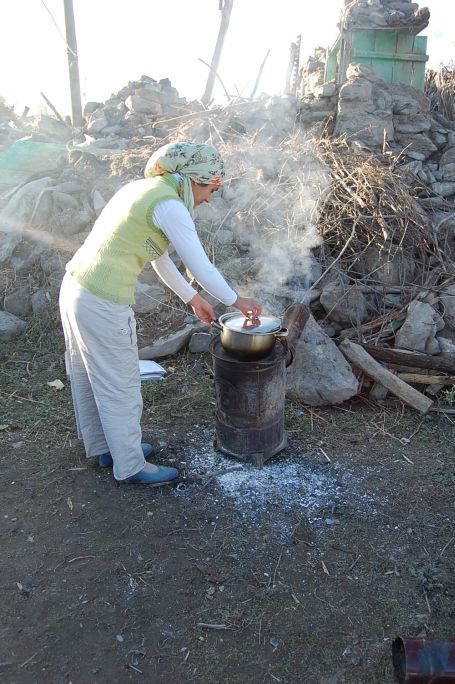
0, 139, 67, 189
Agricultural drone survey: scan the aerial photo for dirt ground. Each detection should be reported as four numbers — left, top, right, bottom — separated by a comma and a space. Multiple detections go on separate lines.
1, 318, 454, 684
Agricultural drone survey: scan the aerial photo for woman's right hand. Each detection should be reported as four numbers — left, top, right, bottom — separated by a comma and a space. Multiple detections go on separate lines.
189, 293, 216, 325
233, 296, 262, 318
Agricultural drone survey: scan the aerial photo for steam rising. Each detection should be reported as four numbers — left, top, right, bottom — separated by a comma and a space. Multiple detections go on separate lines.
201, 129, 330, 312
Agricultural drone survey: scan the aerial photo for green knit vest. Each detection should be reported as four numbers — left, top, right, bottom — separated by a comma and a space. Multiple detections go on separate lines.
67, 175, 183, 304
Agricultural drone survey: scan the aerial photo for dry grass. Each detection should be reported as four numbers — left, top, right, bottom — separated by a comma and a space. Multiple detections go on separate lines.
425, 62, 455, 122
308, 136, 455, 295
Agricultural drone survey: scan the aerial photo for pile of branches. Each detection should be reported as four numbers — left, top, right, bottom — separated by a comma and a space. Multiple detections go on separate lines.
425, 63, 455, 122
311, 136, 453, 285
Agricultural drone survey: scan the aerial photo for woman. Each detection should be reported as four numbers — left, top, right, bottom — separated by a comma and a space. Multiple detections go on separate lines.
59, 142, 261, 486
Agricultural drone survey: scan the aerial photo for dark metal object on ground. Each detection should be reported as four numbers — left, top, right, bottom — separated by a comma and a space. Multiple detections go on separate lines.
392, 637, 455, 683
209, 304, 310, 466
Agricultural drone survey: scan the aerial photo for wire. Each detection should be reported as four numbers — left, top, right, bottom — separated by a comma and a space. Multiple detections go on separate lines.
40, 0, 77, 57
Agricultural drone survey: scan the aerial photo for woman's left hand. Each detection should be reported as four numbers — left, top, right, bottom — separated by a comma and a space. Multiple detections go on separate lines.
233, 296, 262, 318
189, 293, 216, 325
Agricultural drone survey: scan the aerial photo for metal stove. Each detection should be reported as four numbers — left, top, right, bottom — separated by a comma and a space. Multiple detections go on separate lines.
209, 336, 288, 467
209, 304, 309, 467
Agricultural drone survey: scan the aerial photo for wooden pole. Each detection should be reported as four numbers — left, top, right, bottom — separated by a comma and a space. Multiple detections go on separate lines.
250, 49, 270, 98
40, 92, 65, 123
201, 0, 234, 106
63, 0, 83, 127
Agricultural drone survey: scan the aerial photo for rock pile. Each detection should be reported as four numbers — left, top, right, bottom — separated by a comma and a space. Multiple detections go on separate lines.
1, 0, 454, 407
343, 0, 429, 31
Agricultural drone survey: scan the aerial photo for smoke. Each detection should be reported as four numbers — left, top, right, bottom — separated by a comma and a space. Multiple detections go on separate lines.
199, 126, 331, 312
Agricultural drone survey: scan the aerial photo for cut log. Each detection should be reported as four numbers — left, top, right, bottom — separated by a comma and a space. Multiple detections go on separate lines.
358, 344, 455, 374
397, 373, 455, 385
340, 339, 433, 414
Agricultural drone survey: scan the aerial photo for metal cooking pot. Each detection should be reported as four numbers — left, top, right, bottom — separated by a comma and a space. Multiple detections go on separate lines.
212, 312, 288, 359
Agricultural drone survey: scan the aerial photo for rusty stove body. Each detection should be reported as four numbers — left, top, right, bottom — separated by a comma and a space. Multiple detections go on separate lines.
209, 304, 309, 467
209, 337, 288, 467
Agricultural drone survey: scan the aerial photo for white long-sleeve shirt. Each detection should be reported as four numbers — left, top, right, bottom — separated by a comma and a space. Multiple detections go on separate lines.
151, 199, 237, 306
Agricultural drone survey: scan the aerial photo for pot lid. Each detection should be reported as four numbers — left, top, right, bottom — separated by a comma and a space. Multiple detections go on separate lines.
221, 312, 281, 334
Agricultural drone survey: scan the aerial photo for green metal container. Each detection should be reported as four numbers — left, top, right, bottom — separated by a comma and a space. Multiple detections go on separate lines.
325, 27, 428, 90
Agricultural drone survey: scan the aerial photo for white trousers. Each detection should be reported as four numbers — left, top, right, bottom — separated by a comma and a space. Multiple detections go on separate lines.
59, 273, 146, 480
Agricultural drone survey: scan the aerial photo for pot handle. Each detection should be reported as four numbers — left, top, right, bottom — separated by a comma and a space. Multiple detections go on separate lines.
211, 319, 223, 331
275, 327, 292, 364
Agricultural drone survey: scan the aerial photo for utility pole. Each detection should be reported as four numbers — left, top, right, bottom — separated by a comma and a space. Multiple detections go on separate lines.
201, 0, 234, 106
63, 0, 83, 126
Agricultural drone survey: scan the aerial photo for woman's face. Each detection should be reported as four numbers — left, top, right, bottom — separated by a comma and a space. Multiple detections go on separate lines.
191, 181, 219, 207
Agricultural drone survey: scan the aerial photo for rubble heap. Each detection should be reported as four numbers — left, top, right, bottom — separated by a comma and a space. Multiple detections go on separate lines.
343, 0, 430, 32
1, 0, 455, 407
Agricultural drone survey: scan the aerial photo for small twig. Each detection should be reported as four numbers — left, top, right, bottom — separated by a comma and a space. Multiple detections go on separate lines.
18, 651, 39, 669
128, 664, 143, 674
0, 389, 48, 406
68, 555, 95, 564
439, 537, 454, 558
347, 554, 361, 572
319, 448, 332, 463
197, 58, 231, 102
197, 623, 231, 630
269, 551, 284, 589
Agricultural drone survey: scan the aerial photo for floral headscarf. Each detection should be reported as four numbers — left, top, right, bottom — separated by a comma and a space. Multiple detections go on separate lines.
145, 142, 224, 215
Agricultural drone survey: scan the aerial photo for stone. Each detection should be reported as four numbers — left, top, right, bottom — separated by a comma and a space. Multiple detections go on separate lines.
314, 82, 337, 98
286, 316, 359, 406
399, 160, 422, 175
10, 241, 47, 271
86, 109, 109, 134
138, 324, 200, 359
430, 130, 448, 147
436, 330, 455, 354
0, 310, 27, 341
57, 209, 92, 236
125, 95, 163, 116
440, 146, 455, 167
439, 147, 455, 180
31, 290, 50, 313
320, 281, 368, 325
133, 281, 167, 314
40, 252, 66, 274
439, 284, 455, 329
37, 115, 72, 142
393, 115, 431, 134
4, 286, 32, 317
52, 190, 79, 210
83, 101, 103, 118
188, 332, 212, 353
390, 84, 430, 115
441, 164, 455, 182
339, 80, 372, 102
396, 133, 437, 160
360, 245, 416, 286
215, 229, 234, 245
335, 108, 394, 146
395, 300, 444, 355
92, 189, 106, 216
430, 182, 455, 197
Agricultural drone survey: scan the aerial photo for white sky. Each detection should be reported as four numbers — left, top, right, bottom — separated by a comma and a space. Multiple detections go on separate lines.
1, 0, 454, 117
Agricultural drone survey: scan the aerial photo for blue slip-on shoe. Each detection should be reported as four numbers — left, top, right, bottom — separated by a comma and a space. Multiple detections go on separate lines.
98, 442, 154, 468
125, 465, 179, 486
